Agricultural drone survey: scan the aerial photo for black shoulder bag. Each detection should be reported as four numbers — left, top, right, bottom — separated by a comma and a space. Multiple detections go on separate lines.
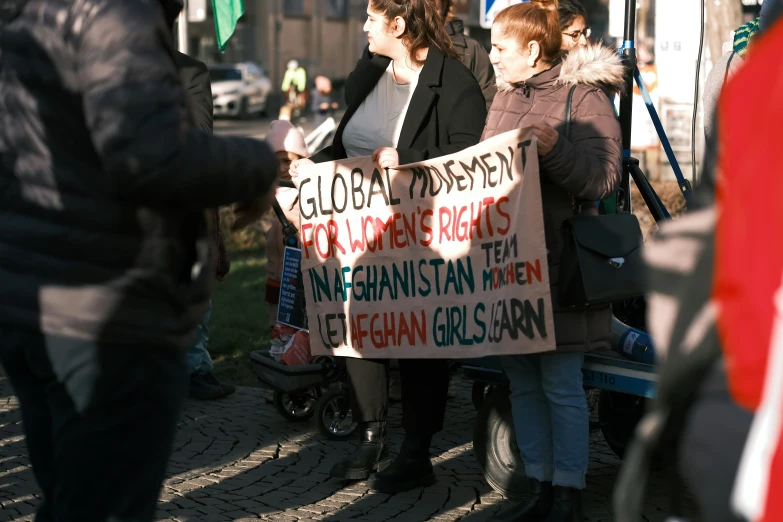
557, 85, 646, 307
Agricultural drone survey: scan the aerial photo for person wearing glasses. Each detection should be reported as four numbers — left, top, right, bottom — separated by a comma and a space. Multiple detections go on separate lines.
558, 0, 591, 50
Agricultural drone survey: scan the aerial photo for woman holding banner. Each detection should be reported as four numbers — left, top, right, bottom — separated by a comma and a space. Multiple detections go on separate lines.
480, 1, 623, 521
289, 0, 486, 494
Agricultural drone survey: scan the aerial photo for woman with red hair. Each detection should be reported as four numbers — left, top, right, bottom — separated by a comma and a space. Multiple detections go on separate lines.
481, 1, 624, 520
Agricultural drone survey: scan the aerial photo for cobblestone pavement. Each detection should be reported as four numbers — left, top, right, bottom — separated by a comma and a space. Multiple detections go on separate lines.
0, 378, 694, 522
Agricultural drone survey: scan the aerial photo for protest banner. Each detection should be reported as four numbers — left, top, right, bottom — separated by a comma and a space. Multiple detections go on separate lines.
296, 128, 556, 358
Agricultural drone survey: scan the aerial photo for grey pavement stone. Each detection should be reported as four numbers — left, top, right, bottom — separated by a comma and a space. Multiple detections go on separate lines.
230, 499, 265, 512
0, 377, 696, 522
259, 514, 299, 522
198, 514, 231, 522
168, 508, 202, 518
442, 487, 476, 512
220, 511, 259, 519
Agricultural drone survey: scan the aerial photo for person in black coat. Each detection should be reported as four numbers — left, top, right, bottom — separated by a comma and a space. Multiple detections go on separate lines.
291, 0, 487, 495
437, 0, 497, 109
174, 51, 236, 400
0, 0, 277, 520
176, 52, 214, 133
309, 44, 487, 166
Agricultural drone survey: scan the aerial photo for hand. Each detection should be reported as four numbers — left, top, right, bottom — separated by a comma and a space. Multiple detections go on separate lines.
372, 147, 400, 169
289, 158, 314, 181
530, 121, 560, 156
231, 190, 275, 231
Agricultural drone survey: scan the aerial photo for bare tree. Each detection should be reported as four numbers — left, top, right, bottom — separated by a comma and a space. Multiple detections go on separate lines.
705, 0, 743, 63
637, 0, 649, 43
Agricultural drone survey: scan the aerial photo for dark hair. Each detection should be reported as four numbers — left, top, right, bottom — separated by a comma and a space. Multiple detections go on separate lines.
493, 0, 562, 64
760, 0, 783, 32
438, 0, 453, 20
370, 0, 457, 66
557, 0, 587, 30
160, 0, 184, 31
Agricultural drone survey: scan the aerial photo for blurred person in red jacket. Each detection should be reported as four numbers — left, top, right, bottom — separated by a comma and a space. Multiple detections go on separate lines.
715, 8, 783, 521
616, 7, 783, 522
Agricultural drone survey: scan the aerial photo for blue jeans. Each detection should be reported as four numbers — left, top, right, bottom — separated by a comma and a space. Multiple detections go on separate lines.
186, 299, 213, 376
502, 352, 588, 489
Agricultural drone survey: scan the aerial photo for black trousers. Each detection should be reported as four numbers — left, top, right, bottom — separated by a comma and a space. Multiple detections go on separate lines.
679, 362, 753, 522
346, 357, 450, 435
0, 325, 188, 522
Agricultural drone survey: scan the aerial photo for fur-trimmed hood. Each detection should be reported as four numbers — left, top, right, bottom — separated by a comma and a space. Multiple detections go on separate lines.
483, 46, 623, 355
497, 44, 625, 95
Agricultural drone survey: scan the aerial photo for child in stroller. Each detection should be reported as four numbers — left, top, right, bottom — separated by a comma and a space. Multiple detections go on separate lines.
253, 122, 357, 440
264, 120, 307, 321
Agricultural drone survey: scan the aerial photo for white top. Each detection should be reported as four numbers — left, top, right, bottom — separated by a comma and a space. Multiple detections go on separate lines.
342, 62, 421, 159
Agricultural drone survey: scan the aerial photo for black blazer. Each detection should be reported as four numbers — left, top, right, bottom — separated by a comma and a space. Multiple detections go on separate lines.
312, 46, 487, 165
175, 51, 214, 133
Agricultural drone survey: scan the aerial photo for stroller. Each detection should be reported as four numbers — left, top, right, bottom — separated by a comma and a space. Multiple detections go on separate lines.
249, 183, 359, 441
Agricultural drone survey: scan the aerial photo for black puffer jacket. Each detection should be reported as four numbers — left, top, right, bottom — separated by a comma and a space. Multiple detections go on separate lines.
0, 0, 278, 348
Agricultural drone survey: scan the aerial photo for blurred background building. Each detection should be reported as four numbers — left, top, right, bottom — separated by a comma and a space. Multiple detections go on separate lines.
180, 0, 369, 96
181, 0, 762, 91
180, 0, 763, 183
178, 0, 610, 88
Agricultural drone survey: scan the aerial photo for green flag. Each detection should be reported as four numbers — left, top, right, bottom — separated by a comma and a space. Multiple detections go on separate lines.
212, 0, 245, 52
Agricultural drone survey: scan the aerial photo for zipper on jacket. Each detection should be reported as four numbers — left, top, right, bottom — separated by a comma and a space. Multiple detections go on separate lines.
521, 82, 531, 97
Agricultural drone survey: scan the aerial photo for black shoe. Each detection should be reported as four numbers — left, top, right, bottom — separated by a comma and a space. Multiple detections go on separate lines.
541, 486, 583, 522
204, 372, 236, 396
330, 422, 391, 480
369, 453, 436, 493
369, 433, 436, 494
189, 373, 225, 400
488, 479, 553, 522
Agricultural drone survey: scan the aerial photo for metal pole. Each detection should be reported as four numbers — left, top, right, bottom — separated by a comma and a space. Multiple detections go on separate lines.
178, 0, 189, 54
615, 0, 637, 212
274, 0, 281, 88
619, 0, 637, 154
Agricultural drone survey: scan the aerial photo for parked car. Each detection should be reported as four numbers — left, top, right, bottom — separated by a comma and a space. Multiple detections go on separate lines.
209, 62, 272, 119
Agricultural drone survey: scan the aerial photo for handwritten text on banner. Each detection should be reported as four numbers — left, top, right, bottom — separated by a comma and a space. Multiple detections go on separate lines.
296, 129, 556, 358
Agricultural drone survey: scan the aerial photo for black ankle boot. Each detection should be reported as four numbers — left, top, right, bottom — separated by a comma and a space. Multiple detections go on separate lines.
541, 486, 583, 522
488, 479, 553, 522
369, 433, 436, 494
330, 422, 390, 480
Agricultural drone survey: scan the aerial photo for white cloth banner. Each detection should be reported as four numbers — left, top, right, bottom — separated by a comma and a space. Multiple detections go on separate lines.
296, 128, 556, 358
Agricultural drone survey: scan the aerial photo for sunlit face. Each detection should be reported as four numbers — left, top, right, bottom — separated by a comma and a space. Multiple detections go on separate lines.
489, 25, 536, 84
276, 151, 302, 180
561, 15, 589, 50
363, 6, 399, 57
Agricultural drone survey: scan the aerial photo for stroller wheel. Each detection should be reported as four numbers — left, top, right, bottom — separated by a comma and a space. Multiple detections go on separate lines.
315, 388, 358, 441
274, 388, 319, 421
